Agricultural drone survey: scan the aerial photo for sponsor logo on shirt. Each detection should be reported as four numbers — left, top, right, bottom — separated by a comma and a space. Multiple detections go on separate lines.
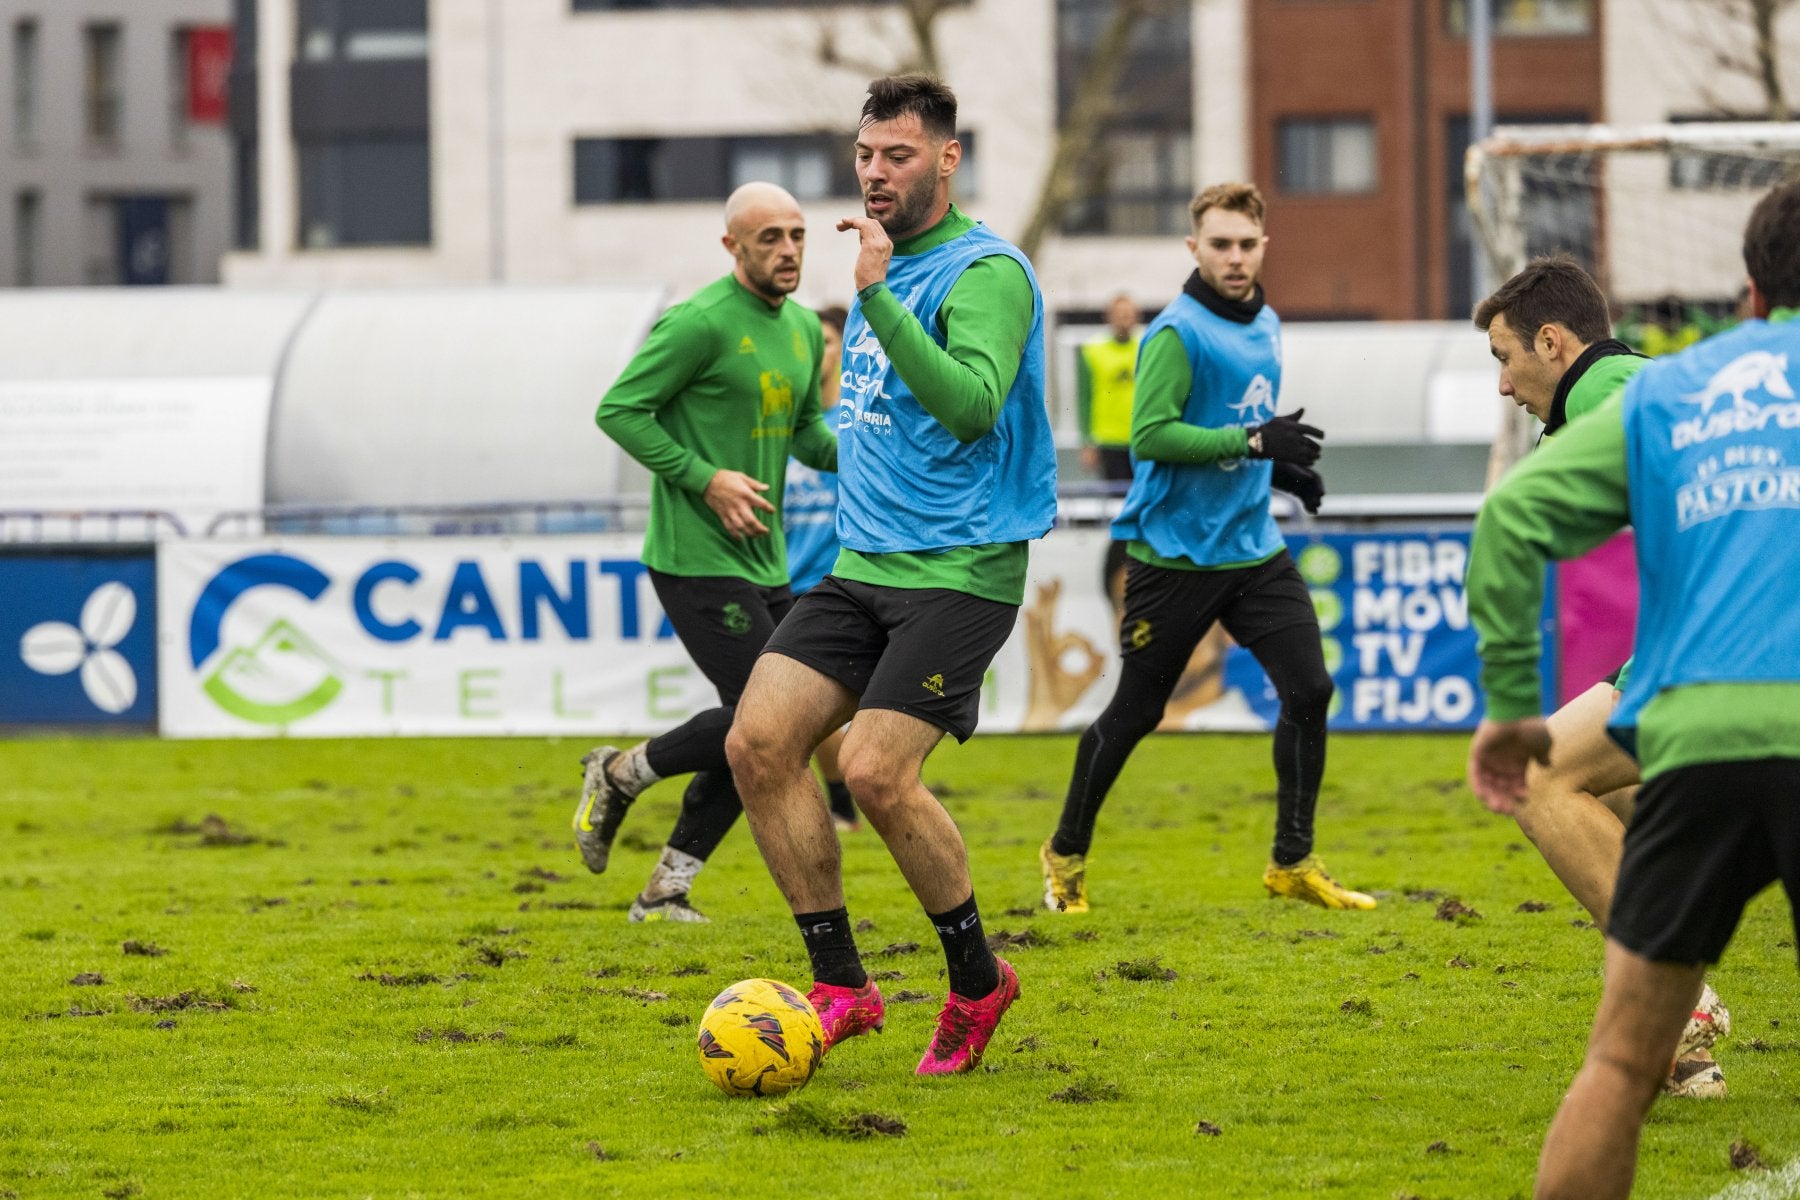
840, 328, 895, 435
1672, 351, 1800, 449
738, 336, 757, 355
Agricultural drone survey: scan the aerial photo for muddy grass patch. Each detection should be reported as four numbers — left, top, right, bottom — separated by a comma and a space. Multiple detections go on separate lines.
127, 990, 235, 1014
121, 939, 169, 957
758, 1104, 906, 1139
414, 1028, 506, 1044
1049, 1079, 1123, 1104
1103, 957, 1177, 982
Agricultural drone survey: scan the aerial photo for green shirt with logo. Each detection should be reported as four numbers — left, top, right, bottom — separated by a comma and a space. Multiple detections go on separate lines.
831, 206, 1037, 606
597, 274, 837, 586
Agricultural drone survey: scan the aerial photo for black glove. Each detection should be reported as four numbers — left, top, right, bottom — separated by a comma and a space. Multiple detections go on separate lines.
1246, 408, 1324, 465
1271, 461, 1325, 515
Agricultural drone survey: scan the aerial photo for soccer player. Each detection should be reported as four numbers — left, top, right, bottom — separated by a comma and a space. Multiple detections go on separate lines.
574, 182, 836, 923
1466, 177, 1800, 1200
725, 74, 1054, 1075
1040, 183, 1373, 915
782, 304, 861, 831
1474, 255, 1730, 1097
1078, 293, 1141, 484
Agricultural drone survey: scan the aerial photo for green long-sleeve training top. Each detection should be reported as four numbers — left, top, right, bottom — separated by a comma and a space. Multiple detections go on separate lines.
597, 273, 837, 587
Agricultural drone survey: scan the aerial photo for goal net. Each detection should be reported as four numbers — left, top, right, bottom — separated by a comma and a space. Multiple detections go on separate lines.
1465, 122, 1800, 479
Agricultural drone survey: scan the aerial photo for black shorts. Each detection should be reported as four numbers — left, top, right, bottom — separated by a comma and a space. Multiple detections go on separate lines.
761, 575, 1018, 742
1609, 758, 1800, 965
1119, 550, 1317, 679
649, 569, 794, 706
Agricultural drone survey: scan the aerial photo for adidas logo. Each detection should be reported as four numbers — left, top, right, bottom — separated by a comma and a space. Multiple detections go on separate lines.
738, 335, 756, 355
921, 673, 945, 697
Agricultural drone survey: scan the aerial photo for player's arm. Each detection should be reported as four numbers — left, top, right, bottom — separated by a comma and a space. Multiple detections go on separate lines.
1128, 328, 1250, 464
857, 254, 1033, 444
1469, 392, 1633, 722
1467, 394, 1633, 809
595, 305, 719, 494
790, 328, 839, 472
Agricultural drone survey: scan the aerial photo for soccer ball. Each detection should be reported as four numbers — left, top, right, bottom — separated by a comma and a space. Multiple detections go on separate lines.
696, 977, 824, 1098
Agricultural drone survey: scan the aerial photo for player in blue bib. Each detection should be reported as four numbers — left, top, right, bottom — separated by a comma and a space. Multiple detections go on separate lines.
1042, 183, 1375, 915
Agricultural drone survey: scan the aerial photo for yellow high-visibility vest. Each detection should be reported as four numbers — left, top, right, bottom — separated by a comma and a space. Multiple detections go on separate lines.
1082, 336, 1138, 447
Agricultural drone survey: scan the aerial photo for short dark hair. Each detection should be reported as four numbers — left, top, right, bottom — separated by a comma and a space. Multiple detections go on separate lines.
817, 304, 848, 334
1190, 183, 1265, 229
1472, 253, 1611, 346
861, 74, 957, 141
1744, 176, 1800, 309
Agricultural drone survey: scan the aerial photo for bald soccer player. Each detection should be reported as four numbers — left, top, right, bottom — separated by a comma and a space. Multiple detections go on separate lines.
574, 183, 838, 923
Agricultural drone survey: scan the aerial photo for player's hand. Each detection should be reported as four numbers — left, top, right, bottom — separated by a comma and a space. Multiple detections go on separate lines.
703, 469, 775, 539
1271, 462, 1325, 514
1466, 717, 1552, 815
837, 216, 894, 292
1246, 408, 1324, 465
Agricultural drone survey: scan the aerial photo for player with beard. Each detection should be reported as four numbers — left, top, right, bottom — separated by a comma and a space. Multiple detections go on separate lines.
574, 182, 835, 923
1041, 182, 1375, 914
726, 74, 1054, 1075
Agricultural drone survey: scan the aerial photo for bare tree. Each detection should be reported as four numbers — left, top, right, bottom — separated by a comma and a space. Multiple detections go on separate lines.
1681, 0, 1798, 118
1016, 0, 1165, 259
816, 0, 1170, 260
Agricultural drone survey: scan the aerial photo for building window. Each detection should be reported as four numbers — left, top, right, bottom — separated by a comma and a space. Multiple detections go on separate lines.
84, 23, 124, 147
1445, 0, 1592, 35
572, 132, 978, 205
1278, 118, 1378, 195
230, 0, 259, 250
297, 0, 428, 62
15, 190, 40, 286
299, 136, 431, 247
12, 19, 38, 147
1056, 0, 1194, 237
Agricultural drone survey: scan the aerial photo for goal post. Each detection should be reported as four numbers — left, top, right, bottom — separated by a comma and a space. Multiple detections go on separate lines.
1465, 121, 1800, 481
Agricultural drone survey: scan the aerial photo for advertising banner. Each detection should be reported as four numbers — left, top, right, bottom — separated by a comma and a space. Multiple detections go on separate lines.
0, 552, 157, 726
990, 527, 1486, 734
158, 529, 1488, 739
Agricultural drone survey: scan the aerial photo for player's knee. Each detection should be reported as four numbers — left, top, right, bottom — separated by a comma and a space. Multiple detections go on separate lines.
837, 749, 908, 819
1584, 1041, 1670, 1113
1279, 670, 1334, 720
724, 709, 784, 791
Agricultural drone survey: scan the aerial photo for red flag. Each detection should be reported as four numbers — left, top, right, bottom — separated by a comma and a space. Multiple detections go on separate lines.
186, 26, 233, 124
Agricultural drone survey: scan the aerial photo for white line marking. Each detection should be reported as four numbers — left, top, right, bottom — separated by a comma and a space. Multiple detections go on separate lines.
1701, 1157, 1800, 1200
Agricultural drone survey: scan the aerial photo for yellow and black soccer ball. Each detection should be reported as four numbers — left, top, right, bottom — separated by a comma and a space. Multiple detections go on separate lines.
695, 977, 825, 1098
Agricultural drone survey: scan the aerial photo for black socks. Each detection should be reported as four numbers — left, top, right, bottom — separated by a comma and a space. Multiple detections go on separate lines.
928, 893, 1000, 1000
795, 907, 867, 989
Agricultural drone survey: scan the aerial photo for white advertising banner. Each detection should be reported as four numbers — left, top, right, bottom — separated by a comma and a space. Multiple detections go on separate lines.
156, 528, 1479, 739
0, 377, 272, 535
155, 532, 1219, 739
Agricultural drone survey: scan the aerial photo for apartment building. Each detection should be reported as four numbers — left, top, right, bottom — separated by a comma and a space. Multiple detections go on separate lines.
0, 0, 234, 286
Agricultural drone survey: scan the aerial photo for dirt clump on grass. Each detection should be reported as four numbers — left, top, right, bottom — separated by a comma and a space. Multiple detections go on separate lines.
127, 991, 232, 1013
986, 928, 1048, 950
1106, 957, 1177, 982
1434, 898, 1482, 922
68, 972, 105, 986
1515, 900, 1552, 913
1049, 1079, 1122, 1104
875, 941, 920, 957
1730, 1138, 1768, 1171
414, 1028, 506, 1044
121, 940, 168, 957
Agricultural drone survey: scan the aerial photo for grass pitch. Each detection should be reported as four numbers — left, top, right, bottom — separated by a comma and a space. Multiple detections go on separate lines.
3, 733, 1798, 1199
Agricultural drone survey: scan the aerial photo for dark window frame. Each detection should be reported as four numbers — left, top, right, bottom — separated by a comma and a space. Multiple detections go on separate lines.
1277, 116, 1380, 197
